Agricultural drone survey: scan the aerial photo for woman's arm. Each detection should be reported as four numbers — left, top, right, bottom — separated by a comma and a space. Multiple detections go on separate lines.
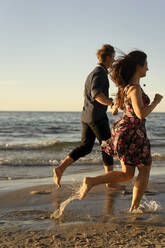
127, 85, 163, 119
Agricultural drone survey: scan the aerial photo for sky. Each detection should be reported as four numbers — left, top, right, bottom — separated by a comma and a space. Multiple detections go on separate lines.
0, 0, 164, 112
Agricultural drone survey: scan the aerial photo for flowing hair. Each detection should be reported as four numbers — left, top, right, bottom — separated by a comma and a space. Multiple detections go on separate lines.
110, 50, 147, 110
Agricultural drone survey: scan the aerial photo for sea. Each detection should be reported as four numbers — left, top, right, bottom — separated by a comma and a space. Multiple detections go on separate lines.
0, 111, 165, 191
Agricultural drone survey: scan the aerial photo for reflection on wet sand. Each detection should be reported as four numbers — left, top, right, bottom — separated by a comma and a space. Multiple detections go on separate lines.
103, 191, 118, 216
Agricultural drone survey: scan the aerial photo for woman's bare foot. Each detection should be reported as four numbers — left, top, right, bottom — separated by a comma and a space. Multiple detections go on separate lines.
53, 167, 63, 188
129, 207, 133, 213
79, 177, 93, 200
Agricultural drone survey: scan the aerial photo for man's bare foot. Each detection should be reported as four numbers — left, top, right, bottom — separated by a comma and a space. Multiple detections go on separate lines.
79, 177, 93, 200
53, 167, 62, 188
106, 183, 126, 191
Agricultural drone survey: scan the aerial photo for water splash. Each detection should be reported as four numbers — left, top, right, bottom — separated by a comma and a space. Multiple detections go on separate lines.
131, 200, 162, 214
50, 194, 80, 219
51, 184, 84, 219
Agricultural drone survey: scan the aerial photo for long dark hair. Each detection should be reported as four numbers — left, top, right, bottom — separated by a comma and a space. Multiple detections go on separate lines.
110, 50, 147, 110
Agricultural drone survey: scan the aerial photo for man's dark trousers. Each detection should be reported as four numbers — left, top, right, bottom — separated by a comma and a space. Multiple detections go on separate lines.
69, 116, 113, 166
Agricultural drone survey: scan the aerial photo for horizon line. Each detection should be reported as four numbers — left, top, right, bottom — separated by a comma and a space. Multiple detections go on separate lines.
0, 110, 164, 113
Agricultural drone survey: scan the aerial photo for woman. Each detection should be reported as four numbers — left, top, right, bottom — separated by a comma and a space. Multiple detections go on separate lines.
79, 50, 163, 212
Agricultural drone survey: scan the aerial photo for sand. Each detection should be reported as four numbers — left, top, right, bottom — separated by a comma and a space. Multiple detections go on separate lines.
0, 181, 165, 247
0, 222, 165, 247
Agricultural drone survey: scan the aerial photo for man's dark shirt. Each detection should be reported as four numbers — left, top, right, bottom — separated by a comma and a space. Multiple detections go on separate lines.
81, 63, 110, 124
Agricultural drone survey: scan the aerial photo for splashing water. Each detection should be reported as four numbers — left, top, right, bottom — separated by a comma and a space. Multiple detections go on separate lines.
131, 200, 162, 214
51, 183, 85, 219
50, 194, 79, 219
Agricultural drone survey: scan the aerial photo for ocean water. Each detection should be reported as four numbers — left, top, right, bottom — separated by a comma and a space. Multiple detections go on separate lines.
0, 111, 165, 188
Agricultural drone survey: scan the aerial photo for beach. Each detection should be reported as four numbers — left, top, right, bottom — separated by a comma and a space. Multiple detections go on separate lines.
0, 221, 165, 248
1, 0, 165, 245
0, 111, 165, 247
0, 175, 165, 247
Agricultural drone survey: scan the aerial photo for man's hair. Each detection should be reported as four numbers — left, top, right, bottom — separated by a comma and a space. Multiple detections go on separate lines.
96, 44, 115, 63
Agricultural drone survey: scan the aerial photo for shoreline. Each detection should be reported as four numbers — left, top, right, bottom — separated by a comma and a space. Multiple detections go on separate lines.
1, 164, 165, 193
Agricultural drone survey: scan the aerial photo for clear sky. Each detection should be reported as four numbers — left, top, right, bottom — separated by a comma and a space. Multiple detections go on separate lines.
0, 0, 164, 111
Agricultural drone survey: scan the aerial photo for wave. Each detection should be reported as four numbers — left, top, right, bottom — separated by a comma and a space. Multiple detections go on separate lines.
0, 158, 59, 167
0, 140, 81, 151
151, 143, 165, 147
0, 138, 165, 152
0, 152, 165, 167
47, 126, 80, 131
149, 137, 165, 146
0, 156, 104, 167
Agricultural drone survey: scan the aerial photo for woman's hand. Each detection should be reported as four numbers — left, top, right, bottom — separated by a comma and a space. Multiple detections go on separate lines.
112, 105, 118, 115
153, 94, 163, 105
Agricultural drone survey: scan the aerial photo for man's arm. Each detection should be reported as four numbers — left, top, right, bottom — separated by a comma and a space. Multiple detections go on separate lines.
95, 93, 113, 106
91, 71, 113, 106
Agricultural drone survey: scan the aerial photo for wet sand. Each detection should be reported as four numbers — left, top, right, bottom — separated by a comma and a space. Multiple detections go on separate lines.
0, 180, 165, 247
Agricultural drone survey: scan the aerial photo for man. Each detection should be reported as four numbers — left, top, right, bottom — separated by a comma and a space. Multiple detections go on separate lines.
53, 44, 117, 188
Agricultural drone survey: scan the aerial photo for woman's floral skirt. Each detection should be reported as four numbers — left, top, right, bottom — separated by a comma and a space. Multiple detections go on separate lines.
101, 115, 152, 166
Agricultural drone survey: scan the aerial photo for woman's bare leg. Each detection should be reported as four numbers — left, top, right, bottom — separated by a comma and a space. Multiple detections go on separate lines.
80, 162, 135, 200
129, 164, 151, 212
